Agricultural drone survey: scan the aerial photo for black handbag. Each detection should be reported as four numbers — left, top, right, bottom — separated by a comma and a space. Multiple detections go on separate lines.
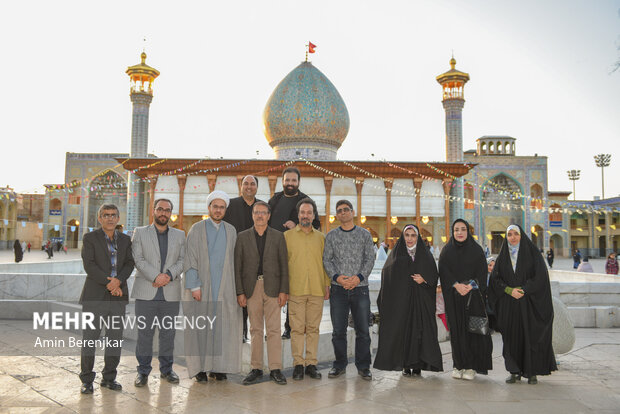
466, 289, 490, 336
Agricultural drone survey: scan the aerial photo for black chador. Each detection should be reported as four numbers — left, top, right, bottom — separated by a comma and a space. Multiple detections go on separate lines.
488, 225, 557, 380
439, 219, 493, 375
374, 225, 443, 373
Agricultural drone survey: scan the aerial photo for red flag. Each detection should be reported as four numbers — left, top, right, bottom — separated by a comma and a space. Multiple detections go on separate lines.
308, 42, 317, 53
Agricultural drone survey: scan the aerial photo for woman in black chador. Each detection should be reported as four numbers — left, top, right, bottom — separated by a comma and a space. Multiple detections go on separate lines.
439, 219, 492, 381
488, 225, 557, 385
13, 239, 23, 263
374, 225, 443, 377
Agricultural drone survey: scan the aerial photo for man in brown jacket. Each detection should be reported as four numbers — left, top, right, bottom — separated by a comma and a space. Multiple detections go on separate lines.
235, 201, 289, 385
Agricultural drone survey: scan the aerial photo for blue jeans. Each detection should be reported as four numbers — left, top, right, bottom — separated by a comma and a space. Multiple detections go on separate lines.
329, 285, 371, 370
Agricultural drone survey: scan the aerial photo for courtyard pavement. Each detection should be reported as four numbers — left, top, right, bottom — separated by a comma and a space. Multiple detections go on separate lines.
0, 321, 619, 413
1, 251, 619, 413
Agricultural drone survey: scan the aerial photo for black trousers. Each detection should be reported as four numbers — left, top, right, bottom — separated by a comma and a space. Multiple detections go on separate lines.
80, 301, 126, 384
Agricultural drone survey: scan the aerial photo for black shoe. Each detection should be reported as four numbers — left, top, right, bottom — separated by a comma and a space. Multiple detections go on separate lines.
528, 375, 538, 385
358, 368, 372, 381
209, 372, 227, 381
281, 330, 291, 340
411, 369, 421, 377
160, 371, 179, 384
328, 367, 346, 378
293, 365, 304, 380
134, 373, 148, 387
243, 334, 250, 343
402, 369, 412, 377
305, 365, 322, 380
270, 369, 287, 385
506, 374, 521, 384
80, 382, 93, 394
243, 369, 264, 385
100, 379, 122, 391
195, 372, 208, 383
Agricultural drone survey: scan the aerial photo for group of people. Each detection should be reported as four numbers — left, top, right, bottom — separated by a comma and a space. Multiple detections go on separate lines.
78, 167, 376, 395
77, 166, 562, 396
375, 220, 557, 385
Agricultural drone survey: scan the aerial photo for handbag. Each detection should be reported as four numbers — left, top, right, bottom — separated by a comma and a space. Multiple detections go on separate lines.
465, 289, 490, 336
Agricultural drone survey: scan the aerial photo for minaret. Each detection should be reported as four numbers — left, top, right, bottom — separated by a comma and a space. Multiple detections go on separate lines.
436, 56, 470, 222
125, 52, 160, 232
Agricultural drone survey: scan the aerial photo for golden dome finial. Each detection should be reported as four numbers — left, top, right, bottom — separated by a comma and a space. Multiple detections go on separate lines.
141, 52, 147, 65
450, 56, 456, 69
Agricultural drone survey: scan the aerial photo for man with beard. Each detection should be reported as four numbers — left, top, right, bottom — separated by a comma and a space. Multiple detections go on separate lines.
223, 175, 262, 342
183, 191, 242, 383
268, 166, 320, 338
131, 199, 186, 387
284, 198, 330, 380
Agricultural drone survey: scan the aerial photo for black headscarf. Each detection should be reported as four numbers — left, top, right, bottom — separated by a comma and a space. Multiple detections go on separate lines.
438, 219, 492, 373
439, 219, 487, 288
374, 224, 442, 372
488, 224, 557, 377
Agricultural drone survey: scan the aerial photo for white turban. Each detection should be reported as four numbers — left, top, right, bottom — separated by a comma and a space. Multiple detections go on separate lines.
206, 190, 230, 207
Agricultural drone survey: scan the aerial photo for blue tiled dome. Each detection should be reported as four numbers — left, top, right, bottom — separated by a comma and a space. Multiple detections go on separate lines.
263, 62, 349, 159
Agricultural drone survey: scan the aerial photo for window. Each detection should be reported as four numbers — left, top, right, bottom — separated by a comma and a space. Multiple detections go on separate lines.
464, 183, 474, 209
530, 184, 543, 209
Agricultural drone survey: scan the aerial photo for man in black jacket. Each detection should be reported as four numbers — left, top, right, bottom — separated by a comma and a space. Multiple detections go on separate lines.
268, 166, 320, 337
79, 204, 134, 395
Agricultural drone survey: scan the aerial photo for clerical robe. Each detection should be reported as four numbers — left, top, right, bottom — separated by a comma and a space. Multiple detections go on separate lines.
182, 219, 242, 378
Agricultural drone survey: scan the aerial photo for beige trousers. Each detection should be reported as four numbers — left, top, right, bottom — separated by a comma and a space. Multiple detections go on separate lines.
288, 295, 324, 366
247, 279, 282, 370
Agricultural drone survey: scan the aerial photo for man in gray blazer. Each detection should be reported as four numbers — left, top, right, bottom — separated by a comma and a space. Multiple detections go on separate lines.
131, 198, 186, 387
235, 201, 289, 385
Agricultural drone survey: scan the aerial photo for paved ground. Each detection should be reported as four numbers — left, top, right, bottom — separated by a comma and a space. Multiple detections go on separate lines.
0, 322, 619, 414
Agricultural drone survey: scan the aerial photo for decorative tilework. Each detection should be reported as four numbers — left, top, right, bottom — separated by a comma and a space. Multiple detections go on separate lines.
263, 62, 349, 159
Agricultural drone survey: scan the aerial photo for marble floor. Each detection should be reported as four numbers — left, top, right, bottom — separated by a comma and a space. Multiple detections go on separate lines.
0, 321, 619, 414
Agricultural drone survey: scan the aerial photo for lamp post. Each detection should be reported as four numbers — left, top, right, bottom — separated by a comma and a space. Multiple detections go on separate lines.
594, 154, 611, 199
567, 170, 580, 201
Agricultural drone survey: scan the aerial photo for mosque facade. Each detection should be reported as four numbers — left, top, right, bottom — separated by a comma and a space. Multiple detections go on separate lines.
44, 51, 593, 257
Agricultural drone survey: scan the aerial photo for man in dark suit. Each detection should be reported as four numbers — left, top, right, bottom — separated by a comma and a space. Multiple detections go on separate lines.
235, 201, 289, 385
79, 203, 134, 394
268, 166, 320, 339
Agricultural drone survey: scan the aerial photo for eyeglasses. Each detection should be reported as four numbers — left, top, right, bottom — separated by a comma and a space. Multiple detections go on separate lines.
102, 214, 118, 219
253, 211, 269, 216
336, 207, 351, 214
155, 207, 172, 214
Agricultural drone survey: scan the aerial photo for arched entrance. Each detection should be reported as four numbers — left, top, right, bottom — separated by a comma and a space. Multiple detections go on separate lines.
550, 234, 563, 257
531, 225, 544, 251
67, 219, 79, 249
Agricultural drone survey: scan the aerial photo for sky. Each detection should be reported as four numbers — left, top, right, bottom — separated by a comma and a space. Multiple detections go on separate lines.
1, 0, 618, 200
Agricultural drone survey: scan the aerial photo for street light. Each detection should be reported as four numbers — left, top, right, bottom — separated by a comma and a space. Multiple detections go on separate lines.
567, 170, 580, 201
594, 154, 611, 199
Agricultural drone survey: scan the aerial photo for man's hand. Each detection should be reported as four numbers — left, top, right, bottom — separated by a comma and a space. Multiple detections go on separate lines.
324, 286, 330, 300
348, 275, 361, 290
454, 282, 472, 296
152, 273, 171, 288
283, 220, 296, 230
192, 289, 202, 301
278, 293, 288, 307
110, 287, 123, 297
511, 288, 524, 299
412, 273, 425, 284
336, 275, 350, 289
237, 294, 247, 308
106, 277, 120, 292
